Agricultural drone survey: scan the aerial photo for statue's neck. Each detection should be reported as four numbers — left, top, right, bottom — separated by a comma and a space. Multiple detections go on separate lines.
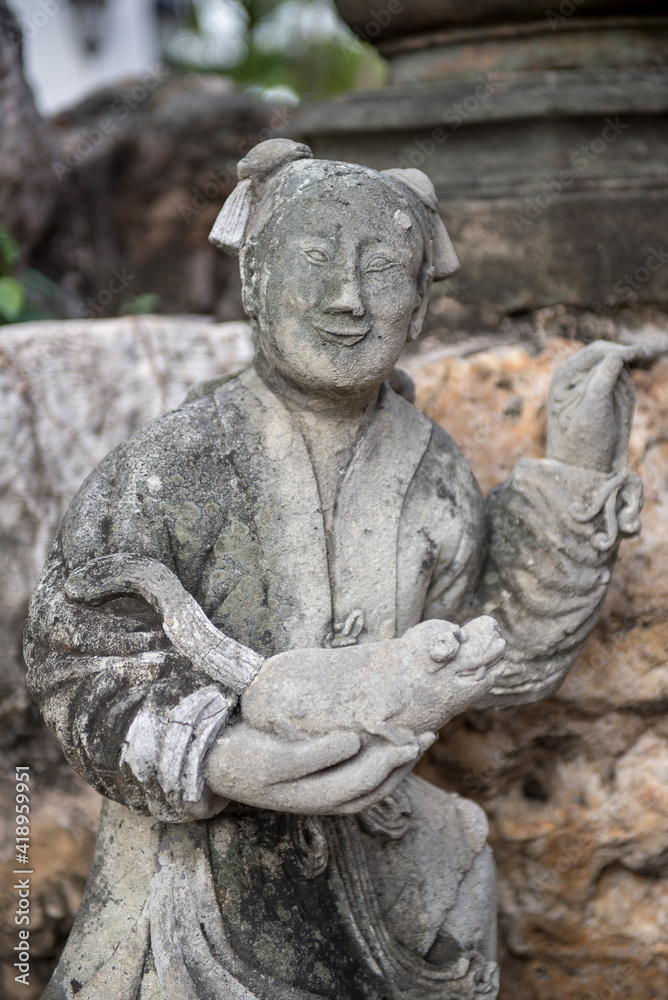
253, 351, 380, 422
253, 353, 380, 526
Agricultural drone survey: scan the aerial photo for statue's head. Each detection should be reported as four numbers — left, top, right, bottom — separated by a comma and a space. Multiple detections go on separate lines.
210, 139, 459, 397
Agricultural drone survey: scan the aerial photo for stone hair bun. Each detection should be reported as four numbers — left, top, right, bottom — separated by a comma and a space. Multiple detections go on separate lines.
209, 139, 313, 254
237, 139, 313, 183
381, 168, 439, 212
381, 167, 460, 280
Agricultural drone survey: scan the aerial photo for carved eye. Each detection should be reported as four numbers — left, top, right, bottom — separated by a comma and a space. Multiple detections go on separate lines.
364, 255, 397, 274
303, 248, 329, 265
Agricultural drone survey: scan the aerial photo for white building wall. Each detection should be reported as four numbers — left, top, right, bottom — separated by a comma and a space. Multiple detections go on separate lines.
9, 0, 160, 115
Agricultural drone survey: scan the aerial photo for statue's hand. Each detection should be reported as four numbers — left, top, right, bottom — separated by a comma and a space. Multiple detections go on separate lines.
547, 341, 639, 473
204, 723, 432, 814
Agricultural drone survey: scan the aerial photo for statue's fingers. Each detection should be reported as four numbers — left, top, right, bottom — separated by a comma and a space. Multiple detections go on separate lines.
552, 343, 607, 384
268, 731, 361, 784
575, 340, 640, 366
332, 733, 434, 813
270, 741, 418, 812
331, 759, 417, 814
417, 730, 437, 755
590, 340, 639, 359
552, 341, 639, 390
582, 350, 636, 403
318, 741, 419, 801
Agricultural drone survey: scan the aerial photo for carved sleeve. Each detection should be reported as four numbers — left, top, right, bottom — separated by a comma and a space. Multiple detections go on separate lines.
24, 537, 238, 823
474, 457, 642, 707
23, 402, 246, 823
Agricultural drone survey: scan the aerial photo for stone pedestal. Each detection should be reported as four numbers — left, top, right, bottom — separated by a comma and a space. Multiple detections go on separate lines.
292, 4, 668, 329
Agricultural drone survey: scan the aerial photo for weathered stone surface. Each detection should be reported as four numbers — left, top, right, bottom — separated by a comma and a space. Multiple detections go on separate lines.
333, 0, 657, 43
408, 334, 668, 999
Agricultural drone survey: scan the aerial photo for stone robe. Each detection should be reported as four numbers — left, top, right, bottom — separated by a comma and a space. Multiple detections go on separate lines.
24, 366, 641, 1000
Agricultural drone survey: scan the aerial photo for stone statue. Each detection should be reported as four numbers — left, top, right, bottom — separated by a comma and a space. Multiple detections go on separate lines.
24, 139, 643, 1000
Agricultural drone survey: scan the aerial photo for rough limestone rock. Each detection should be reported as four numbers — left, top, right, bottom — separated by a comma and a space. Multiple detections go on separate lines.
0, 315, 252, 1000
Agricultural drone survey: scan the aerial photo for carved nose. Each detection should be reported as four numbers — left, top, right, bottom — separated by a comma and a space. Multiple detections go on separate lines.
322, 276, 364, 317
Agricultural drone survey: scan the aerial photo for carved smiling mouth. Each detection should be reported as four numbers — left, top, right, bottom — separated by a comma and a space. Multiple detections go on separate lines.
313, 323, 371, 346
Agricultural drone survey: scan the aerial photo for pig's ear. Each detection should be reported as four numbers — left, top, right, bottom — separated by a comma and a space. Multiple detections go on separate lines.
428, 629, 462, 668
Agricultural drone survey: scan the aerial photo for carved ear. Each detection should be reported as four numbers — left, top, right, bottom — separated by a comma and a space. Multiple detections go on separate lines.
407, 261, 434, 342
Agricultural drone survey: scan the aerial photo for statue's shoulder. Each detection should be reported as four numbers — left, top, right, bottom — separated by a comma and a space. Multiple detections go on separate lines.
124, 368, 256, 455
386, 387, 484, 517
122, 391, 220, 457
61, 387, 241, 543
181, 365, 266, 424
181, 369, 244, 405
91, 387, 233, 491
385, 382, 475, 476
425, 415, 472, 470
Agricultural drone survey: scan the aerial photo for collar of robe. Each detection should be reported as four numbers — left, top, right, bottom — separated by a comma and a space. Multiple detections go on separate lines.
214, 367, 432, 647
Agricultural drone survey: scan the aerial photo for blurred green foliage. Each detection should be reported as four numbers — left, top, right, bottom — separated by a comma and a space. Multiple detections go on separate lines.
120, 293, 162, 315
171, 0, 386, 101
0, 226, 60, 325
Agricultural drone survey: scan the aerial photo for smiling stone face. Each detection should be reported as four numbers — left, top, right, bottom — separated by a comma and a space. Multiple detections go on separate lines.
242, 162, 431, 397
